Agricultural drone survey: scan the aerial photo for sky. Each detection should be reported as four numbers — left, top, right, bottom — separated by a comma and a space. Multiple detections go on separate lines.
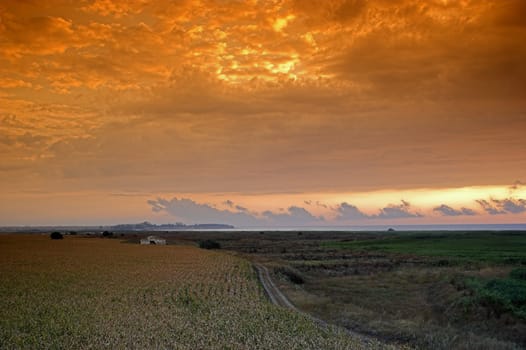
1, 0, 525, 226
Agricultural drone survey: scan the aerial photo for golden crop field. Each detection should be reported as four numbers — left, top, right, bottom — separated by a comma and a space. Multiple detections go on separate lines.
0, 235, 394, 349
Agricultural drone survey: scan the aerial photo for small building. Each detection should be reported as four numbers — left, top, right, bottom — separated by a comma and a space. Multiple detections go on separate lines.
140, 235, 166, 245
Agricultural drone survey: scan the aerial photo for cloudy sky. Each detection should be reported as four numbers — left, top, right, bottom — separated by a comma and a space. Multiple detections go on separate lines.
1, 0, 525, 226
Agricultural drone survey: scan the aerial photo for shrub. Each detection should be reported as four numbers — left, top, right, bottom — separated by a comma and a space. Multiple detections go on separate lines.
432, 259, 451, 267
274, 266, 305, 284
510, 268, 526, 281
198, 240, 221, 249
462, 276, 526, 319
50, 232, 63, 240
102, 231, 113, 237
484, 278, 526, 306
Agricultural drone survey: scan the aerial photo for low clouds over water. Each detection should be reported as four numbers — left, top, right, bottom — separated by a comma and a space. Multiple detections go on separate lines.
148, 194, 526, 227
433, 205, 477, 217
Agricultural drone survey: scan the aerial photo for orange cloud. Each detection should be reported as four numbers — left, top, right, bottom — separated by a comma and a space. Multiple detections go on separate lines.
0, 0, 525, 224
81, 0, 155, 18
1, 16, 70, 55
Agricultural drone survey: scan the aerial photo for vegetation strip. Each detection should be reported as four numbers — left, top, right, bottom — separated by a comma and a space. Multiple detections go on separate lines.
187, 230, 526, 349
254, 263, 387, 348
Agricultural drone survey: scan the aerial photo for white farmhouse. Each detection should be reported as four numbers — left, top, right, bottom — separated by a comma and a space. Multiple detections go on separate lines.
140, 235, 166, 245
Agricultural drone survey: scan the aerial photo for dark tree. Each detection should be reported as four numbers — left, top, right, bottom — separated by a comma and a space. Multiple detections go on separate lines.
198, 240, 221, 249
50, 232, 63, 240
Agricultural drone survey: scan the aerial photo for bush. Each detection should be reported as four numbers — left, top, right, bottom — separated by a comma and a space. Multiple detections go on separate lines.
274, 266, 305, 285
102, 231, 113, 237
484, 278, 526, 306
198, 240, 221, 249
462, 276, 526, 319
50, 232, 63, 240
432, 259, 451, 267
510, 268, 526, 281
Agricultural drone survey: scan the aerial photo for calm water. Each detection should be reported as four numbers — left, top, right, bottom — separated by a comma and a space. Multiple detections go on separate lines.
2, 223, 525, 233
189, 224, 526, 232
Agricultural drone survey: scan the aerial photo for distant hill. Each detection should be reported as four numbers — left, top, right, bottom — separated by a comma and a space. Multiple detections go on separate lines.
111, 221, 234, 231
0, 221, 234, 233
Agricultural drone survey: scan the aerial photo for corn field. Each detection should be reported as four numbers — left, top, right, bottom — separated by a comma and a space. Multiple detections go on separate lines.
0, 235, 395, 349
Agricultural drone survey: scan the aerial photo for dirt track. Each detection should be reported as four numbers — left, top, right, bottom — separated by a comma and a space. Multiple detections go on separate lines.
253, 263, 394, 348
254, 263, 297, 309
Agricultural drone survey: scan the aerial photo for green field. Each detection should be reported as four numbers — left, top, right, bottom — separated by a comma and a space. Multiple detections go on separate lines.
325, 232, 526, 322
188, 230, 526, 349
459, 268, 526, 319
0, 234, 394, 349
326, 232, 526, 262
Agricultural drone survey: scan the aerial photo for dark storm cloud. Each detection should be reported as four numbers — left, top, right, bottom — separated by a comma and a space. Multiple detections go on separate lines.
261, 206, 323, 226
148, 197, 260, 226
148, 198, 323, 226
476, 198, 526, 215
335, 202, 369, 220
374, 201, 422, 219
493, 198, 526, 214
433, 204, 477, 217
334, 200, 423, 221
477, 199, 506, 215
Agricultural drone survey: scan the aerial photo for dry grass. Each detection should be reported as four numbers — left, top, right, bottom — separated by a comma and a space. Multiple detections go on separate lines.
0, 234, 392, 349
156, 230, 526, 349
275, 265, 524, 349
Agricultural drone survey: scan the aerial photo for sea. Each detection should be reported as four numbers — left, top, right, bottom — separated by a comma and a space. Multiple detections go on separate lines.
191, 224, 526, 232
1, 223, 525, 233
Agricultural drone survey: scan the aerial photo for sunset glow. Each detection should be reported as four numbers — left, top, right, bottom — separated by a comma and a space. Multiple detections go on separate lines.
1, 0, 525, 226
